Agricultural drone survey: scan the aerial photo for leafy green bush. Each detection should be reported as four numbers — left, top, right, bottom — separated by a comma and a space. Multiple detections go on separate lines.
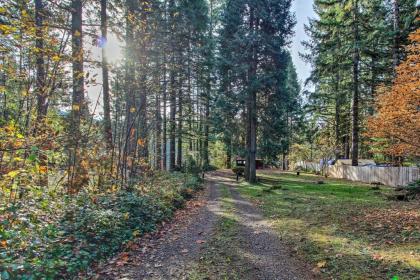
179, 176, 203, 200
0, 172, 202, 279
184, 175, 203, 191
204, 164, 218, 171
404, 179, 420, 200
183, 155, 201, 175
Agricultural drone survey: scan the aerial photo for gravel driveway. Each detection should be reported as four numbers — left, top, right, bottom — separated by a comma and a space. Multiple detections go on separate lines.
96, 171, 314, 280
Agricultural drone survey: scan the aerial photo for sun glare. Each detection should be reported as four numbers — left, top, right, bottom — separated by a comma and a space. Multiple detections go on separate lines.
103, 33, 123, 64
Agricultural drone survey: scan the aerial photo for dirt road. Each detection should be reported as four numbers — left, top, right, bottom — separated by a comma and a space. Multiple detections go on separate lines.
97, 171, 314, 280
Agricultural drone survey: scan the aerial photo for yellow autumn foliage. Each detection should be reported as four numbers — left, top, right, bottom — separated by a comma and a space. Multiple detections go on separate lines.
367, 27, 420, 157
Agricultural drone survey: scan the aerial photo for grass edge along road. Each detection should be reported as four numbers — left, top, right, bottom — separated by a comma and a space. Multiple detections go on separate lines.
238, 171, 420, 280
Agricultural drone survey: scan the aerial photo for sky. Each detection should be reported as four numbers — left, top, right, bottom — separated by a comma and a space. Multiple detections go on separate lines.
291, 0, 316, 87
87, 0, 316, 113
86, 33, 122, 114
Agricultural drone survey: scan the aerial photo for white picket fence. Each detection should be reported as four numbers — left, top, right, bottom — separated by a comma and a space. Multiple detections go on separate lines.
295, 162, 419, 187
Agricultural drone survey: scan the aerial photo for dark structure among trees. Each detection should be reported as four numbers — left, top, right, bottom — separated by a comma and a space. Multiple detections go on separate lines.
236, 157, 264, 170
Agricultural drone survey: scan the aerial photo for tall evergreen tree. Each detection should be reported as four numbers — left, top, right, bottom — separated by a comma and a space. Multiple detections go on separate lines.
303, 0, 417, 163
218, 0, 295, 182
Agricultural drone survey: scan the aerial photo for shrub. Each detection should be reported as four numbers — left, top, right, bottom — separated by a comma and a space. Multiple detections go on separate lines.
0, 172, 202, 279
404, 180, 420, 200
183, 175, 203, 191
204, 165, 218, 171
183, 155, 201, 175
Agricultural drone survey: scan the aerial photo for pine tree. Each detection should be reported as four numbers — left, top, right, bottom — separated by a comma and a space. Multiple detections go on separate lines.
302, 0, 417, 163
218, 0, 296, 182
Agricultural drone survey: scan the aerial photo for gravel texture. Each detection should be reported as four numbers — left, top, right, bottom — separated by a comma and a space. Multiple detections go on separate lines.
230, 181, 313, 279
97, 171, 315, 280
97, 179, 221, 280
207, 170, 314, 280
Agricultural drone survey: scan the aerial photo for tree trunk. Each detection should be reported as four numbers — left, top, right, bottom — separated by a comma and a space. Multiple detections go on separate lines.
138, 73, 148, 160
168, 0, 176, 171
169, 65, 176, 171
161, 0, 168, 171
393, 0, 400, 73
138, 0, 148, 161
334, 70, 341, 160
123, 0, 137, 179
71, 0, 84, 126
198, 112, 203, 167
188, 50, 193, 153
244, 107, 250, 181
247, 6, 257, 183
69, 0, 87, 192
155, 60, 162, 170
100, 0, 113, 151
351, 0, 360, 167
368, 54, 376, 116
35, 0, 48, 187
177, 87, 183, 168
203, 97, 209, 169
249, 89, 257, 183
344, 133, 350, 159
202, 0, 213, 170
35, 0, 47, 124
282, 153, 287, 171
226, 138, 232, 169
186, 32, 193, 154
162, 54, 167, 170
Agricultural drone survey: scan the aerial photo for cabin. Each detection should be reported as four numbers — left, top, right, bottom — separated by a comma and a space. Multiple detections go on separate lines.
235, 157, 264, 169
236, 157, 246, 167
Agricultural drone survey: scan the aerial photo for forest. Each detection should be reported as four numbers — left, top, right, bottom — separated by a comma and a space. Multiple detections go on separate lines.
0, 0, 419, 279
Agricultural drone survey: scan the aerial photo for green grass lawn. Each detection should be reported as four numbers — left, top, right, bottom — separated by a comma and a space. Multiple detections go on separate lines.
238, 171, 420, 280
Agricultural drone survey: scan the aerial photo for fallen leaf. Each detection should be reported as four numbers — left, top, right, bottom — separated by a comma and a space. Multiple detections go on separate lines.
372, 253, 383, 261
116, 254, 129, 266
317, 260, 327, 268
312, 267, 321, 274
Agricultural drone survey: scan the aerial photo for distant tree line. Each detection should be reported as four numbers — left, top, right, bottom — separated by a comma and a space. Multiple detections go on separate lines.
301, 0, 418, 165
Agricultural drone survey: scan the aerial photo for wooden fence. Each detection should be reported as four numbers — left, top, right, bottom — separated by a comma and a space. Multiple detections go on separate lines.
326, 165, 419, 187
295, 162, 420, 187
294, 161, 322, 172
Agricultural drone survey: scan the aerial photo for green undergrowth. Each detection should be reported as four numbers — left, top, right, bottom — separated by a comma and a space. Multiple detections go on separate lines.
0, 172, 202, 279
239, 172, 420, 280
